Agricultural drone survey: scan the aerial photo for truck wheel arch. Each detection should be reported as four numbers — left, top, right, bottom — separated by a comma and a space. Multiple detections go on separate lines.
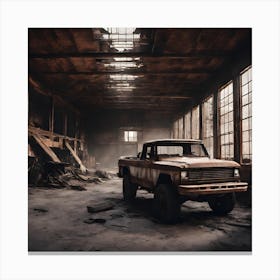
120, 166, 130, 177
156, 173, 173, 187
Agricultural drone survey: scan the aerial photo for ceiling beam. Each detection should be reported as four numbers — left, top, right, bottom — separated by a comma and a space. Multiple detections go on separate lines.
84, 103, 181, 109
29, 50, 232, 59
86, 107, 180, 112
29, 69, 212, 75
51, 88, 202, 97
84, 95, 191, 99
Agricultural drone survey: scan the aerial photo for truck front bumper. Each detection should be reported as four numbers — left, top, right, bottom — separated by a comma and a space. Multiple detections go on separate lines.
178, 182, 248, 196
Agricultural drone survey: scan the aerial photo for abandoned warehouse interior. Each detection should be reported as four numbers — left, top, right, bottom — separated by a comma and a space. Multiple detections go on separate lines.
28, 28, 252, 251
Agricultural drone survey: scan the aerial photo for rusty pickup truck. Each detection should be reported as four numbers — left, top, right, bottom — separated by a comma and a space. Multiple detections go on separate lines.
118, 139, 248, 223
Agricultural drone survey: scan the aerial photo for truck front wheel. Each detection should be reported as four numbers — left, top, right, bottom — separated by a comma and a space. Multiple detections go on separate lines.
123, 173, 138, 202
208, 193, 236, 215
154, 184, 180, 223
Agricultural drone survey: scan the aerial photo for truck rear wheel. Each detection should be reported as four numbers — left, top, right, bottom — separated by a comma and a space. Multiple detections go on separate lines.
154, 184, 180, 223
123, 173, 138, 202
208, 193, 236, 215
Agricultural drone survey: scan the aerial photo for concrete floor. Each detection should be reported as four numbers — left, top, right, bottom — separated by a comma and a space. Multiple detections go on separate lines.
28, 178, 252, 252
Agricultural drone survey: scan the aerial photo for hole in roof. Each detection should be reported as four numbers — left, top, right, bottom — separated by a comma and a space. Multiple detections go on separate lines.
109, 74, 138, 81
104, 28, 140, 52
101, 28, 144, 93
104, 61, 143, 70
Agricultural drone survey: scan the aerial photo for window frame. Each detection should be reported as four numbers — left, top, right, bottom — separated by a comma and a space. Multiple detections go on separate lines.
240, 66, 252, 164
202, 95, 214, 158
191, 105, 200, 140
124, 130, 138, 143
218, 81, 234, 160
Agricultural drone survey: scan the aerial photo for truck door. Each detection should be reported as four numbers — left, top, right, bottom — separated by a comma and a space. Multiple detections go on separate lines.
137, 144, 154, 188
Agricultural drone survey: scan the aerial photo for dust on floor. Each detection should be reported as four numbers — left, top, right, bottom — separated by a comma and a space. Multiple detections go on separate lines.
28, 178, 251, 252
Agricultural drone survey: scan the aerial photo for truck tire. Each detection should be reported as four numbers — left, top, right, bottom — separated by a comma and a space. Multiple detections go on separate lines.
123, 173, 138, 202
208, 193, 236, 215
154, 184, 180, 223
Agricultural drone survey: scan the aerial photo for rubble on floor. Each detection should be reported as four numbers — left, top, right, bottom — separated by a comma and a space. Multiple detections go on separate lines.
33, 207, 48, 213
87, 201, 114, 213
28, 157, 117, 190
28, 132, 118, 190
83, 218, 106, 224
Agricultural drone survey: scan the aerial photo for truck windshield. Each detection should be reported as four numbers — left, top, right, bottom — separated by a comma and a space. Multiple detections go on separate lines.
157, 143, 208, 158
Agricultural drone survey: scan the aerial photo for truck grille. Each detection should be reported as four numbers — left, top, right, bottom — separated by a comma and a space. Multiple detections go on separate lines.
188, 168, 234, 181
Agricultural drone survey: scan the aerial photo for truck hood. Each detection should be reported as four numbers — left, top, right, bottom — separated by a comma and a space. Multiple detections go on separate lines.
154, 157, 240, 169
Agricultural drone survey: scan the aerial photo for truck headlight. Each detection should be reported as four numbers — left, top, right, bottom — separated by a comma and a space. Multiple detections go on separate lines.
234, 169, 240, 177
181, 171, 188, 179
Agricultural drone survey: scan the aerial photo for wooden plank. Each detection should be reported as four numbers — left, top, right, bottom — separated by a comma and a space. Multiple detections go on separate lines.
28, 125, 84, 143
87, 201, 114, 213
233, 75, 241, 163
41, 138, 61, 148
65, 140, 87, 173
30, 69, 212, 75
32, 134, 61, 163
50, 99, 54, 137
29, 50, 232, 59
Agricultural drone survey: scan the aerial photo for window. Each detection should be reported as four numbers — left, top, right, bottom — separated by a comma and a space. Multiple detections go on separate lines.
157, 143, 207, 158
178, 117, 184, 138
191, 106, 200, 139
202, 96, 214, 158
219, 82, 234, 160
124, 131, 137, 142
240, 66, 252, 163
157, 145, 183, 156
173, 120, 179, 138
146, 146, 153, 159
184, 112, 191, 139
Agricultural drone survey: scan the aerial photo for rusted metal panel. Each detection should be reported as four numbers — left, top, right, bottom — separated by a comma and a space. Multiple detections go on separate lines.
65, 141, 87, 173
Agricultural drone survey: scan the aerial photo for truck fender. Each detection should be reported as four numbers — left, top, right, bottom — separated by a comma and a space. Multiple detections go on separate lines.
121, 166, 130, 177
156, 173, 173, 188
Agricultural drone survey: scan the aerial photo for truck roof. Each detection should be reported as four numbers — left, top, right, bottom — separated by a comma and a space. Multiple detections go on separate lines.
144, 139, 202, 145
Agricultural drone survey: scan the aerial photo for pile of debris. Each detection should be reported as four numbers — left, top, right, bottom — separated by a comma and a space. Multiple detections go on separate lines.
29, 159, 117, 190
28, 130, 117, 190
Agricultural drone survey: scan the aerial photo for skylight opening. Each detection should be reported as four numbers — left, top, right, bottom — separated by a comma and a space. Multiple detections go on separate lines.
108, 86, 136, 90
115, 88, 134, 92
114, 57, 140, 62
104, 28, 138, 52
109, 74, 137, 81
104, 61, 143, 69
104, 62, 136, 68
115, 83, 130, 87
